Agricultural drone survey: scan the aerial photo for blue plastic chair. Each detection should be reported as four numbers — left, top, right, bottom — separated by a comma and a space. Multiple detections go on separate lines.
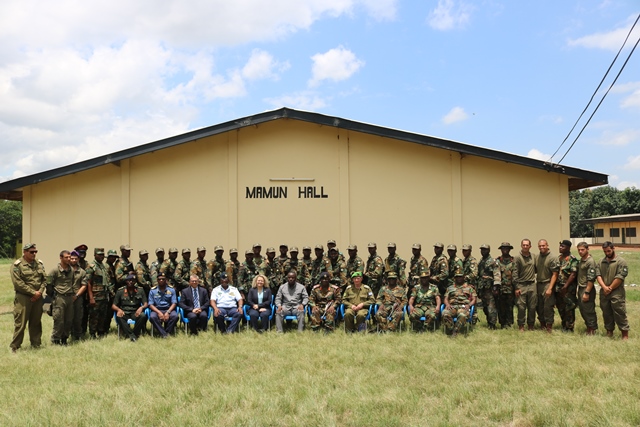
407, 304, 440, 332
243, 304, 274, 331
113, 311, 136, 339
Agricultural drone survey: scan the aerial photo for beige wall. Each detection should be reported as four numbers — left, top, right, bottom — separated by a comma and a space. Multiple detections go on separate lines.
22, 119, 573, 269
593, 221, 639, 245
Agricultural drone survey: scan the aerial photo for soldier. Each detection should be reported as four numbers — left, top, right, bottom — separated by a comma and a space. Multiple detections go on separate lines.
365, 243, 384, 297
10, 243, 46, 353
252, 243, 264, 267
476, 244, 500, 330
310, 245, 331, 290
461, 244, 479, 324
277, 244, 289, 265
104, 249, 119, 333
135, 250, 152, 296
148, 272, 178, 338
446, 245, 463, 288
173, 248, 192, 295
301, 246, 314, 279
327, 239, 346, 264
384, 242, 407, 288
238, 250, 259, 299
85, 248, 112, 339
513, 239, 537, 331
150, 248, 165, 287
342, 272, 375, 333
160, 248, 179, 289
375, 271, 407, 332
309, 272, 341, 333
47, 250, 75, 345
596, 241, 629, 340
429, 243, 449, 296
576, 242, 598, 335
225, 248, 240, 287
112, 274, 148, 342
442, 267, 477, 337
550, 240, 578, 333
114, 244, 134, 292
207, 245, 226, 290
69, 251, 88, 341
190, 246, 209, 291
496, 242, 516, 329
536, 239, 558, 330
345, 245, 364, 280
408, 271, 441, 331
74, 244, 90, 337
408, 243, 428, 300
282, 247, 311, 289
327, 247, 347, 291
260, 247, 283, 295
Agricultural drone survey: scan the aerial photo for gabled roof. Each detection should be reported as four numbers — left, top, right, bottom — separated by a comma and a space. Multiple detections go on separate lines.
0, 107, 607, 200
580, 213, 640, 224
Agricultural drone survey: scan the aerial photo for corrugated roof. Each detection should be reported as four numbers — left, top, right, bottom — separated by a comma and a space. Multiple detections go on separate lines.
580, 213, 640, 224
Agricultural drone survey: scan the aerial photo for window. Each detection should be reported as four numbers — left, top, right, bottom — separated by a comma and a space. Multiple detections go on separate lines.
594, 228, 604, 238
626, 228, 637, 238
610, 228, 620, 238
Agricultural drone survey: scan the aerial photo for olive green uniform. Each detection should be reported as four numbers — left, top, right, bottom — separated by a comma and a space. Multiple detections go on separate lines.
596, 254, 629, 332
375, 285, 407, 332
364, 253, 384, 297
71, 265, 87, 340
496, 256, 515, 328
85, 259, 112, 337
48, 264, 76, 343
513, 252, 537, 328
408, 284, 440, 330
113, 286, 148, 339
577, 255, 598, 330
342, 283, 375, 332
309, 284, 342, 331
10, 257, 47, 351
535, 251, 557, 326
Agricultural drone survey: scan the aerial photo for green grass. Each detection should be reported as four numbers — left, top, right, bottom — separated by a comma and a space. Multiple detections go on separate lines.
2, 256, 640, 426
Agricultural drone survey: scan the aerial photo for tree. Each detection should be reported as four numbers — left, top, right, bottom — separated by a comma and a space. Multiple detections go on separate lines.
569, 186, 640, 237
0, 200, 22, 258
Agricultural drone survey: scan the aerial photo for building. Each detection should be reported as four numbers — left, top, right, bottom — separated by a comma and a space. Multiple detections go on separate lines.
0, 108, 607, 268
580, 214, 640, 245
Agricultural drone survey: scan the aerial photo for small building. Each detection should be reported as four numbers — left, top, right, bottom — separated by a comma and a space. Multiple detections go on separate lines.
580, 214, 640, 245
0, 108, 607, 268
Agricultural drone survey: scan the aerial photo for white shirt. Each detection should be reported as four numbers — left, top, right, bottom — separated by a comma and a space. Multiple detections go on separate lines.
210, 285, 242, 308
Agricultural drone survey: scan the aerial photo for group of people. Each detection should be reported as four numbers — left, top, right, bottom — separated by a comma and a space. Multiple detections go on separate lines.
9, 238, 630, 351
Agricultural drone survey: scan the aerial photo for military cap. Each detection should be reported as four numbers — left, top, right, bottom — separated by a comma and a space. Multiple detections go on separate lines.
229, 248, 238, 254
70, 250, 80, 257
220, 272, 228, 279
214, 245, 224, 252
279, 244, 288, 248
168, 247, 178, 253
351, 271, 363, 278
327, 239, 337, 245
23, 243, 36, 251
498, 242, 513, 249
245, 250, 253, 255
454, 267, 464, 277
290, 246, 299, 253
329, 247, 338, 253
266, 247, 276, 254
94, 248, 105, 255
155, 247, 165, 254
74, 244, 88, 252
387, 242, 396, 248
120, 244, 132, 251
182, 248, 191, 254
419, 271, 431, 277
347, 244, 357, 251
412, 243, 421, 250
462, 244, 472, 251
447, 244, 457, 251
315, 244, 324, 250
253, 243, 262, 249
197, 246, 206, 252
139, 249, 148, 256
479, 244, 491, 250
107, 249, 118, 257
157, 272, 166, 279
387, 271, 398, 279
433, 242, 444, 248
367, 242, 377, 248
302, 246, 312, 251
560, 239, 572, 247
125, 273, 136, 281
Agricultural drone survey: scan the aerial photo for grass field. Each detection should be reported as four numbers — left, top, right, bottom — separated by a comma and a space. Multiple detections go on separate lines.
2, 249, 640, 427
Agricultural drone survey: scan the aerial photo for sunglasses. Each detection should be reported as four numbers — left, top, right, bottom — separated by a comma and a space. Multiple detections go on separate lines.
29, 250, 38, 254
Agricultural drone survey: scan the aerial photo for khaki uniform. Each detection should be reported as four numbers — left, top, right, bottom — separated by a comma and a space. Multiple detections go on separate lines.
596, 255, 629, 332
342, 283, 375, 332
10, 257, 46, 351
71, 265, 87, 340
47, 264, 76, 343
535, 251, 557, 326
513, 252, 537, 327
577, 255, 598, 330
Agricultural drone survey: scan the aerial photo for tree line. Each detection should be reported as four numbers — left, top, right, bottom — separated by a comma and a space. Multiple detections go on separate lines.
570, 186, 640, 237
0, 200, 21, 258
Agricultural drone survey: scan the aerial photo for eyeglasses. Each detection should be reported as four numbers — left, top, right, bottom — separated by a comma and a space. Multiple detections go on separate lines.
29, 250, 38, 254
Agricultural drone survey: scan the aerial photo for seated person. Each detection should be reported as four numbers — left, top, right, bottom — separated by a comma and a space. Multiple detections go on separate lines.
442, 267, 477, 336
408, 271, 441, 331
210, 273, 244, 333
375, 272, 407, 332
275, 271, 309, 333
247, 274, 272, 332
178, 275, 210, 335
112, 274, 148, 342
342, 271, 375, 333
309, 272, 341, 333
148, 272, 178, 337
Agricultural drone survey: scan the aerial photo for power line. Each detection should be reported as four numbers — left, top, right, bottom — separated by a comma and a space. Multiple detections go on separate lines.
549, 13, 640, 163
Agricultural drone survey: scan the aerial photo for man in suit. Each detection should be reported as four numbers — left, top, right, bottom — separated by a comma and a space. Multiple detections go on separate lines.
178, 275, 210, 335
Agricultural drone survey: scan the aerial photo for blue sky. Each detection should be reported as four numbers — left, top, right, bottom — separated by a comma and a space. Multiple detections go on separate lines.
0, 0, 638, 188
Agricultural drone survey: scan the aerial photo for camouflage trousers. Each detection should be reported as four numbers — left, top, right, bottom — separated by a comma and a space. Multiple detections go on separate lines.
375, 306, 403, 332
577, 286, 598, 330
478, 287, 498, 327
497, 292, 514, 328
556, 285, 577, 331
516, 283, 537, 327
89, 298, 110, 336
600, 286, 629, 332
310, 306, 337, 331
51, 295, 74, 342
441, 306, 470, 331
408, 305, 438, 330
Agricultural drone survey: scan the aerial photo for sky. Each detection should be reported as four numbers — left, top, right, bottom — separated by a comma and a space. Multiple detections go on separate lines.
0, 0, 639, 189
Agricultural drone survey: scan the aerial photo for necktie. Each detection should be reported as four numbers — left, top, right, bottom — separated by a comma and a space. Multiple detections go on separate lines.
193, 288, 200, 309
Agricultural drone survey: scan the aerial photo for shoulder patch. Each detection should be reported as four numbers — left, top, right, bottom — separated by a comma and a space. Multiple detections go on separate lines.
14, 259, 21, 265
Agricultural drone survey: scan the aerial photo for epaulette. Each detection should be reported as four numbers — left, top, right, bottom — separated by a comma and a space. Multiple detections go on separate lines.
330, 284, 339, 289
345, 285, 352, 290
312, 284, 320, 289
151, 286, 157, 290
38, 259, 45, 265
14, 259, 21, 265
363, 285, 371, 290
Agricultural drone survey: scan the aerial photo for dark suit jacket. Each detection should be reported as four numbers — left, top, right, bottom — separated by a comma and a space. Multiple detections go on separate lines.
178, 286, 210, 313
247, 288, 273, 309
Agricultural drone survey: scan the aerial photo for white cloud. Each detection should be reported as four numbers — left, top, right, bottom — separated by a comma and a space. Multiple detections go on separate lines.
568, 15, 640, 50
242, 49, 290, 81
624, 155, 640, 170
309, 46, 364, 87
538, 115, 564, 124
427, 0, 472, 31
615, 181, 639, 190
527, 149, 553, 162
442, 106, 469, 125
357, 0, 397, 21
594, 129, 640, 146
265, 91, 328, 110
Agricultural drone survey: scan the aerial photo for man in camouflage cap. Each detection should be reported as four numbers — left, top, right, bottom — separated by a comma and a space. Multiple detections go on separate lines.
259, 247, 283, 295
150, 248, 166, 287
476, 244, 500, 330
206, 245, 226, 290
115, 244, 134, 292
85, 248, 112, 338
238, 250, 259, 298
408, 243, 429, 301
135, 250, 152, 296
282, 247, 310, 288
310, 245, 331, 291
429, 243, 449, 296
550, 240, 578, 333
442, 266, 477, 337
345, 245, 364, 281
384, 242, 407, 288
225, 248, 240, 287
365, 243, 383, 297
327, 247, 347, 291
160, 248, 179, 289
309, 272, 341, 333
278, 244, 290, 265
408, 271, 441, 331
173, 249, 192, 295
190, 246, 209, 292
375, 271, 407, 332
446, 244, 463, 288
252, 243, 264, 267
496, 242, 516, 329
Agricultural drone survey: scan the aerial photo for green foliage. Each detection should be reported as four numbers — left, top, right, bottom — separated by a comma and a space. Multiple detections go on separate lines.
570, 186, 640, 237
0, 200, 21, 258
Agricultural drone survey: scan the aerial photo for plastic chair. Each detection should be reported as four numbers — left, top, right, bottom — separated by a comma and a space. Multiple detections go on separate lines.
407, 305, 440, 332
441, 304, 475, 335
243, 304, 273, 331
113, 311, 136, 339
144, 308, 153, 337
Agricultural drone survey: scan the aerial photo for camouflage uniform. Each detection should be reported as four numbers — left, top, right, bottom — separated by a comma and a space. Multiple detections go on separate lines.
173, 254, 192, 295
159, 249, 179, 289
282, 256, 311, 289
260, 256, 283, 294
429, 248, 449, 296
47, 263, 75, 344
364, 248, 384, 297
476, 252, 500, 328
150, 250, 165, 287
447, 256, 463, 287
85, 253, 112, 337
238, 260, 259, 296
112, 284, 148, 340
190, 254, 209, 292
408, 282, 440, 330
225, 252, 240, 287
309, 284, 342, 331
596, 253, 629, 333
496, 255, 516, 328
104, 251, 119, 333
310, 256, 331, 291
408, 248, 429, 298
10, 250, 46, 352
553, 254, 579, 331
135, 256, 152, 296
375, 278, 407, 332
206, 252, 226, 290
327, 257, 347, 291
114, 254, 134, 292
384, 251, 407, 287
345, 255, 364, 282
462, 256, 478, 290
442, 282, 477, 333
70, 263, 87, 340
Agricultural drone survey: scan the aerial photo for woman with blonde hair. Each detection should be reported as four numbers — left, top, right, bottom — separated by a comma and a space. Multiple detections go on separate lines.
247, 274, 272, 332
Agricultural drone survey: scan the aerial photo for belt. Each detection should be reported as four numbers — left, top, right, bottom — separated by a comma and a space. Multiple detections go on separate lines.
58, 293, 75, 297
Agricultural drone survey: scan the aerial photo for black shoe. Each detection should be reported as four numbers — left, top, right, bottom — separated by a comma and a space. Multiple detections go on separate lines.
130, 337, 137, 342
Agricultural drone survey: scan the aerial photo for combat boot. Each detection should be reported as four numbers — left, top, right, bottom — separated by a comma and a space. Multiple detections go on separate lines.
519, 325, 525, 332
606, 330, 614, 338
621, 330, 629, 340
527, 324, 535, 331
545, 323, 553, 333
585, 328, 595, 336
